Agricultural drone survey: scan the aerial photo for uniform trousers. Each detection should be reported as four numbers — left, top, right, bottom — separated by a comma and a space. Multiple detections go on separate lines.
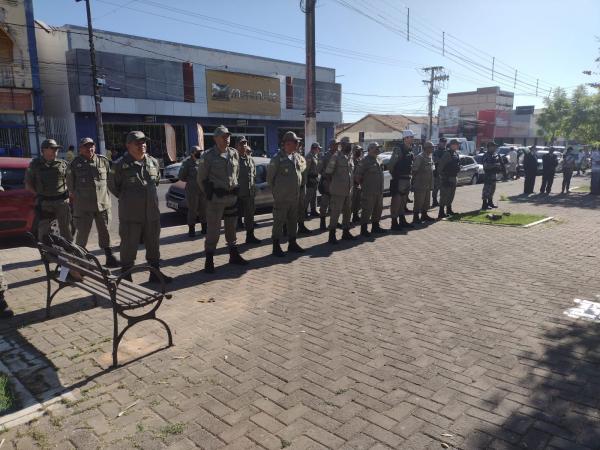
329, 194, 351, 230
205, 195, 238, 252
37, 199, 73, 242
360, 193, 383, 225
272, 200, 298, 240
74, 208, 111, 249
119, 219, 160, 267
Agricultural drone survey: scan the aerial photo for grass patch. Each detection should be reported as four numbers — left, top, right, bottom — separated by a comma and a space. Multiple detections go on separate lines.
280, 438, 291, 448
448, 211, 548, 226
572, 184, 590, 192
0, 373, 16, 414
158, 422, 184, 438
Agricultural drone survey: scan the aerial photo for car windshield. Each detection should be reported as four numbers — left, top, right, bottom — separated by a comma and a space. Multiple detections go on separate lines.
0, 168, 26, 190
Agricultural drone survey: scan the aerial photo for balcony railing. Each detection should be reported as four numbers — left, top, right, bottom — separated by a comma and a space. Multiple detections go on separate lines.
0, 65, 15, 88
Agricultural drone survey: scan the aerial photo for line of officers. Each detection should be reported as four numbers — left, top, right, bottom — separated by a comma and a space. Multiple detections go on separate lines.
24, 126, 502, 280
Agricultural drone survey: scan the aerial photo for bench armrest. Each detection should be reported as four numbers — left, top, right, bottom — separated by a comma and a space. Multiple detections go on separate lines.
116, 265, 172, 299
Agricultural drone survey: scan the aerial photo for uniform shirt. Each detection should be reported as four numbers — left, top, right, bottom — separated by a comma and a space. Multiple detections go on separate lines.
542, 153, 558, 173
306, 152, 319, 188
317, 150, 335, 175
267, 150, 303, 203
563, 153, 577, 171
438, 149, 460, 179
389, 144, 413, 179
297, 153, 308, 188
197, 146, 239, 192
356, 154, 384, 195
523, 153, 537, 173
66, 154, 111, 213
238, 155, 256, 198
326, 151, 354, 197
108, 153, 161, 222
178, 156, 201, 191
482, 152, 503, 179
412, 153, 434, 191
26, 157, 69, 198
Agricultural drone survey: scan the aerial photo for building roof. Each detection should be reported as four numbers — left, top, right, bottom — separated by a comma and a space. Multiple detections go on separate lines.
336, 114, 431, 136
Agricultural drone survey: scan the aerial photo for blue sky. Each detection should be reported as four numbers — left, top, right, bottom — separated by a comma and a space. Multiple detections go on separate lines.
32, 0, 600, 122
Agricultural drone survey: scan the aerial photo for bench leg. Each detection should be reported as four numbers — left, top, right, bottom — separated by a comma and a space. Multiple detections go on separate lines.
154, 317, 174, 347
112, 309, 119, 368
45, 276, 52, 318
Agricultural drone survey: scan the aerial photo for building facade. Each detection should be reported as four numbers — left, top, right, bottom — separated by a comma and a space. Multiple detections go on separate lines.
35, 25, 342, 160
0, 0, 42, 156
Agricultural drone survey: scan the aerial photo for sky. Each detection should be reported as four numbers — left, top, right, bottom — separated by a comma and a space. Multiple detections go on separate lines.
32, 0, 600, 123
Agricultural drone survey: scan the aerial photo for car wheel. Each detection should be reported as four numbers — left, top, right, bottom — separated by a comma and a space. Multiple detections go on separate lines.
470, 174, 478, 185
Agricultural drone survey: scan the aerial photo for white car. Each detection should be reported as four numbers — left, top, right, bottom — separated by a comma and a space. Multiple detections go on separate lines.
164, 162, 182, 182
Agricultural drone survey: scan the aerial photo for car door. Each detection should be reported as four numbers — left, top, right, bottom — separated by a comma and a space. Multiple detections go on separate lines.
457, 157, 469, 185
254, 163, 273, 208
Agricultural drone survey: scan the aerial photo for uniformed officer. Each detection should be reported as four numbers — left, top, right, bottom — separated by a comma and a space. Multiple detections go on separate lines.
267, 131, 305, 257
481, 141, 503, 209
236, 136, 261, 244
296, 148, 311, 235
411, 141, 436, 223
108, 131, 172, 283
351, 145, 363, 223
431, 137, 447, 207
317, 139, 339, 230
326, 138, 354, 244
355, 142, 386, 237
540, 147, 558, 194
437, 138, 461, 219
197, 125, 248, 273
389, 130, 415, 230
305, 143, 321, 217
66, 137, 119, 267
25, 139, 73, 241
178, 145, 206, 238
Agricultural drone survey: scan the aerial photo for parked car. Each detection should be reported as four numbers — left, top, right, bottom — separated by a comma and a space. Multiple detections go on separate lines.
0, 157, 36, 237
163, 161, 183, 182
166, 157, 273, 212
377, 152, 393, 193
457, 154, 480, 185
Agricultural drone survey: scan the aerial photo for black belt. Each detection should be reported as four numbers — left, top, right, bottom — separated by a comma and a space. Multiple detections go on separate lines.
38, 192, 68, 201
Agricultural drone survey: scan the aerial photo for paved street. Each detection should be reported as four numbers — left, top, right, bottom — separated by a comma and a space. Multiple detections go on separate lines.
1, 174, 600, 449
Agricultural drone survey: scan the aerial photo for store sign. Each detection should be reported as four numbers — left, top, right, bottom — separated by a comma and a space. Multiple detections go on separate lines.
206, 70, 280, 117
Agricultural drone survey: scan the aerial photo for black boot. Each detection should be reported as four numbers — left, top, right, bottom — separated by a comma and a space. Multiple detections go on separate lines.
229, 246, 248, 265
446, 206, 455, 215
391, 217, 402, 230
282, 224, 288, 236
412, 212, 422, 224
205, 252, 215, 273
328, 229, 338, 245
421, 212, 435, 222
188, 225, 195, 238
104, 248, 120, 268
0, 297, 14, 320
352, 213, 360, 224
288, 238, 305, 253
341, 229, 355, 240
432, 194, 439, 207
320, 217, 327, 231
437, 207, 447, 220
200, 222, 207, 235
245, 230, 261, 244
272, 239, 285, 257
149, 264, 173, 284
371, 222, 387, 233
481, 200, 489, 211
237, 217, 245, 230
360, 223, 371, 237
399, 215, 414, 229
488, 200, 498, 209
120, 265, 133, 282
297, 223, 311, 235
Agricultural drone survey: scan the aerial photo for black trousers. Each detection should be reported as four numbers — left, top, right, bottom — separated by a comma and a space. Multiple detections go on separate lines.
562, 169, 573, 192
540, 171, 555, 193
524, 173, 536, 194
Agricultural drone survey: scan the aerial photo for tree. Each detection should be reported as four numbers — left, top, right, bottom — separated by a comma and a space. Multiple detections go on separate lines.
537, 88, 570, 143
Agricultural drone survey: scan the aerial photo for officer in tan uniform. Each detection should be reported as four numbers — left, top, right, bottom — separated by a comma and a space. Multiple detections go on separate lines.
178, 145, 206, 238
437, 138, 461, 218
389, 130, 414, 230
296, 148, 310, 235
351, 145, 363, 223
66, 137, 119, 267
108, 131, 172, 283
267, 131, 305, 257
411, 141, 436, 223
236, 136, 260, 244
326, 138, 355, 244
317, 139, 339, 230
305, 143, 321, 217
197, 125, 248, 273
355, 142, 386, 237
25, 139, 73, 241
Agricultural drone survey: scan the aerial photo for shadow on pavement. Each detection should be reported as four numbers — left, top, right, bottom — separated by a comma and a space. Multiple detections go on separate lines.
508, 191, 599, 210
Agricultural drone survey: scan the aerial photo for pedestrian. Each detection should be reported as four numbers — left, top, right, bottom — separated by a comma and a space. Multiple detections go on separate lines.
507, 147, 518, 180
481, 142, 503, 209
389, 130, 415, 230
355, 142, 387, 237
540, 147, 558, 194
431, 137, 447, 207
411, 141, 436, 223
66, 137, 120, 267
305, 142, 321, 217
326, 138, 355, 244
267, 131, 305, 256
351, 145, 363, 223
523, 146, 538, 194
562, 147, 576, 194
0, 262, 12, 319
318, 139, 339, 230
25, 139, 73, 242
437, 139, 461, 219
178, 146, 206, 238
108, 131, 172, 283
66, 145, 75, 162
296, 147, 311, 235
235, 137, 261, 244
197, 125, 248, 273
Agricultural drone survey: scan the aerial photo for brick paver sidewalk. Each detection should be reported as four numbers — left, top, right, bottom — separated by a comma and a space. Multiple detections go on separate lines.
1, 175, 600, 449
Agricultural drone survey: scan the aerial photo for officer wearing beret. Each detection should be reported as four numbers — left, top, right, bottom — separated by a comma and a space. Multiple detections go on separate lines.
481, 141, 502, 209
355, 142, 386, 237
197, 125, 248, 273
25, 139, 73, 241
326, 138, 355, 244
389, 130, 415, 230
267, 131, 305, 256
66, 137, 119, 267
178, 145, 206, 238
236, 136, 261, 244
108, 131, 172, 283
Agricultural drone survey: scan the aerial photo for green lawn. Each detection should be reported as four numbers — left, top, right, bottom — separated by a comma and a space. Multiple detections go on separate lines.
572, 184, 590, 192
0, 373, 16, 414
447, 211, 548, 226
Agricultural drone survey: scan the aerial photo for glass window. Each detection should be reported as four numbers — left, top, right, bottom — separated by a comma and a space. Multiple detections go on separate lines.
0, 168, 26, 190
255, 164, 267, 184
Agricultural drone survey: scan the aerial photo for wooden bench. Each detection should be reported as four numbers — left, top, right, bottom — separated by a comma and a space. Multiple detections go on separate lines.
31, 234, 173, 367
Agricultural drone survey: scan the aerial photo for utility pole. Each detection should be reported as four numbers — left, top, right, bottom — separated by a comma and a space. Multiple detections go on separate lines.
422, 66, 449, 140
76, 0, 106, 154
303, 0, 317, 154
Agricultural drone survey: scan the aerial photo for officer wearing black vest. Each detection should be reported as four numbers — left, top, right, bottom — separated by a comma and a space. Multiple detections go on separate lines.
436, 139, 461, 219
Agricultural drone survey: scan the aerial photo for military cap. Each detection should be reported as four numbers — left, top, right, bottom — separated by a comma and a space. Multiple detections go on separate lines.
237, 135, 248, 144
367, 142, 380, 151
423, 141, 434, 149
402, 130, 415, 138
41, 139, 62, 149
191, 145, 202, 152
79, 137, 94, 146
126, 131, 149, 144
340, 137, 351, 144
213, 125, 230, 137
282, 131, 302, 142
328, 138, 339, 146
439, 137, 447, 142
487, 141, 497, 148
449, 139, 459, 145
311, 142, 322, 149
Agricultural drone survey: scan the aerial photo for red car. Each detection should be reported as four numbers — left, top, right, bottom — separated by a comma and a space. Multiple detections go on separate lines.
0, 157, 35, 237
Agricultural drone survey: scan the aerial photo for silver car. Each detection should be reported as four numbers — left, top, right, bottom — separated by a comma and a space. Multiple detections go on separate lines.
164, 162, 182, 182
